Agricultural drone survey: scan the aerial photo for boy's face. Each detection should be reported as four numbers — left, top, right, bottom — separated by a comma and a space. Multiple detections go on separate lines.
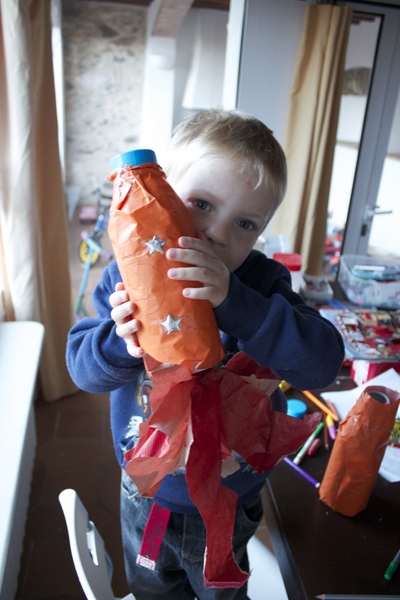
169, 155, 275, 272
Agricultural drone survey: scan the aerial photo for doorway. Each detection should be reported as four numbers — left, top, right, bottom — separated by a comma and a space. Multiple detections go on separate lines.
325, 13, 381, 276
337, 4, 400, 262
367, 81, 400, 258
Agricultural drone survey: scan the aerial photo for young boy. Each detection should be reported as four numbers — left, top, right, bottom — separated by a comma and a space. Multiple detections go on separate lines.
66, 108, 344, 600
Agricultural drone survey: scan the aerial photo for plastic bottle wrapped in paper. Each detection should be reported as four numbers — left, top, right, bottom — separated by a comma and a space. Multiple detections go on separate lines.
108, 149, 225, 373
319, 385, 400, 517
107, 149, 322, 588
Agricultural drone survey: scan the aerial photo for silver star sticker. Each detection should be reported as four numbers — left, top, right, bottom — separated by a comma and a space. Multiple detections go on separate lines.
160, 315, 182, 334
145, 235, 166, 255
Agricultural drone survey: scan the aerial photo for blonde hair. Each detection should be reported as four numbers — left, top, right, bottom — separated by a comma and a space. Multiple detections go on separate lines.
164, 108, 287, 210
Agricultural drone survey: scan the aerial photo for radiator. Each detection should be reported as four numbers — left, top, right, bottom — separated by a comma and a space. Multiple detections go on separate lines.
0, 322, 44, 600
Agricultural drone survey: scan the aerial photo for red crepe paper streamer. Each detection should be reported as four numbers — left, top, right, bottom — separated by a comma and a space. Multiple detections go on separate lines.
125, 352, 321, 588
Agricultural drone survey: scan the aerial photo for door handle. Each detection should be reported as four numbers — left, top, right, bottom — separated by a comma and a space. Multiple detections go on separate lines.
366, 205, 393, 219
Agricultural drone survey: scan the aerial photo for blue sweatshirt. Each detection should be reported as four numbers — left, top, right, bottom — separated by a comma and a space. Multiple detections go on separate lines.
66, 250, 344, 513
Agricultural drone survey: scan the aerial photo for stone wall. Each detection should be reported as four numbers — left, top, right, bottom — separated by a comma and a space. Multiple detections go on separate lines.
62, 0, 147, 207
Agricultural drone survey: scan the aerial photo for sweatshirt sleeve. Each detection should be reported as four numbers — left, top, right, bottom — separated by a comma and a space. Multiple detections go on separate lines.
214, 254, 344, 391
66, 260, 143, 393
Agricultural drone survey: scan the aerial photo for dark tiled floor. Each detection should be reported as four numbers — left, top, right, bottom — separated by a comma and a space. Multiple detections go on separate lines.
15, 208, 127, 599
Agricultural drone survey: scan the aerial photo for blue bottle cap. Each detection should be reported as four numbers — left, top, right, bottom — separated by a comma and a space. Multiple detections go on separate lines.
110, 149, 157, 171
286, 399, 307, 419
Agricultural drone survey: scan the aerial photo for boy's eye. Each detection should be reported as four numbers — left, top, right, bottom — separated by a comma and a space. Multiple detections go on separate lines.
194, 199, 211, 212
237, 219, 255, 231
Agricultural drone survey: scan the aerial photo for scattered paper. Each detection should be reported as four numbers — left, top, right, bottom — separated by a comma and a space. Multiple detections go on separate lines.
321, 368, 400, 420
379, 445, 400, 483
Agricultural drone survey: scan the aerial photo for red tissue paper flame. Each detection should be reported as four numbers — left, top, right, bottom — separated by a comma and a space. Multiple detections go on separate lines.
125, 352, 321, 588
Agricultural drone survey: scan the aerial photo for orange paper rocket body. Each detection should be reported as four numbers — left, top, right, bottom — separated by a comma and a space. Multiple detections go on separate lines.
319, 385, 400, 517
108, 151, 224, 373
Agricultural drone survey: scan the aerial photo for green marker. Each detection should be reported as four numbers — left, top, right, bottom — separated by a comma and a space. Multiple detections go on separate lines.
293, 421, 324, 465
384, 547, 400, 580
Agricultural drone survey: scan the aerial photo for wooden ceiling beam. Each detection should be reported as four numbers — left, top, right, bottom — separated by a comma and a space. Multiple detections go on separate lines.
151, 0, 195, 37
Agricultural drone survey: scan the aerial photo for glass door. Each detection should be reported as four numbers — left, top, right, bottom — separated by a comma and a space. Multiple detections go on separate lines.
367, 83, 400, 259
339, 4, 400, 259
324, 12, 381, 276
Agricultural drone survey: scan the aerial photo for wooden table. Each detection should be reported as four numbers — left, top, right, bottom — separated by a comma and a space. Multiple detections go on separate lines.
262, 374, 400, 600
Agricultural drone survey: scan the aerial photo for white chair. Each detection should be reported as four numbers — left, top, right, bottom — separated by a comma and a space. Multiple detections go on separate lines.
59, 488, 135, 600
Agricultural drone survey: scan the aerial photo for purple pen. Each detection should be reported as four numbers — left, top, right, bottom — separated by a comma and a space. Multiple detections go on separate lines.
283, 457, 320, 488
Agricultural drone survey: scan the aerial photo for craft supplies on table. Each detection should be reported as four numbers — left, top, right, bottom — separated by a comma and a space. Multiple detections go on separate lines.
320, 308, 400, 362
300, 275, 334, 302
338, 254, 400, 308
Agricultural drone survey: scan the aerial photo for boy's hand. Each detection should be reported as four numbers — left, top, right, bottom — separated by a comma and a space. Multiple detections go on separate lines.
109, 282, 144, 358
166, 235, 230, 308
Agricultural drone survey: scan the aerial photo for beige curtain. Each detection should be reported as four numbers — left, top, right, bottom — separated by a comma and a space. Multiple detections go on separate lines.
0, 0, 77, 401
271, 4, 352, 274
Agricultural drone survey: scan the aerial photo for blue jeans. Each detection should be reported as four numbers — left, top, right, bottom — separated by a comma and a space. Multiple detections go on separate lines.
120, 469, 262, 600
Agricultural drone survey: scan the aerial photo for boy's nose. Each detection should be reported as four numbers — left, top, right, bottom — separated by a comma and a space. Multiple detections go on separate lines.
204, 223, 227, 246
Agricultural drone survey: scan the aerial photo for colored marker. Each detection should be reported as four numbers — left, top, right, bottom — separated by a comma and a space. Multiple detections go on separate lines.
283, 457, 320, 488
302, 390, 338, 421
384, 547, 400, 580
279, 380, 292, 392
325, 397, 340, 421
293, 421, 324, 465
326, 414, 336, 440
323, 421, 329, 450
307, 437, 321, 456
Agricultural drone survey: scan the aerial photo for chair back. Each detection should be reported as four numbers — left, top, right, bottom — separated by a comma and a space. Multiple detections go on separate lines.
59, 488, 116, 600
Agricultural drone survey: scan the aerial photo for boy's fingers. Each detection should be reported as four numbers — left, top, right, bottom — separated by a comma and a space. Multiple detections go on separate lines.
126, 338, 144, 358
182, 283, 228, 307
178, 235, 211, 252
166, 248, 206, 266
167, 234, 218, 262
109, 285, 144, 357
182, 285, 213, 300
109, 290, 130, 308
115, 319, 140, 339
168, 263, 229, 286
167, 249, 225, 281
110, 301, 135, 325
114, 281, 125, 292
168, 266, 210, 283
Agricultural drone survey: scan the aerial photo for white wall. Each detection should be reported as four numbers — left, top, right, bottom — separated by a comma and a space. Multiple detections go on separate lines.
222, 0, 246, 109
140, 0, 304, 162
181, 10, 228, 110
140, 8, 228, 166
236, 0, 305, 143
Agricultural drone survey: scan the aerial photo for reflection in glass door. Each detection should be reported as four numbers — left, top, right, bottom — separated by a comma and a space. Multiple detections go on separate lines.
367, 83, 400, 260
324, 14, 380, 278
339, 5, 400, 260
